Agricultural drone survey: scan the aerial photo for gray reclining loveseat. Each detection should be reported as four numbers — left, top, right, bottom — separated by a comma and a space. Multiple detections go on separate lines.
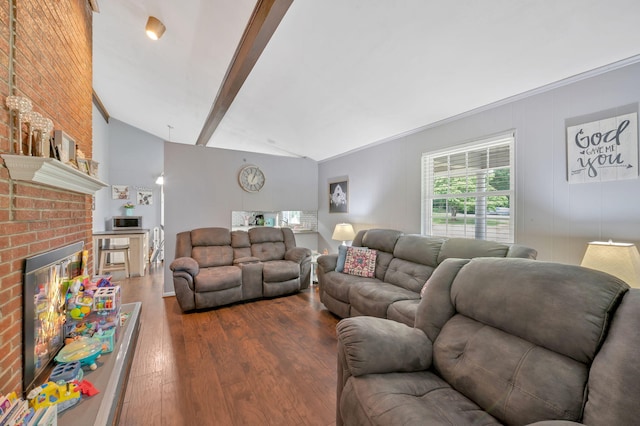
336, 257, 640, 425
170, 227, 311, 312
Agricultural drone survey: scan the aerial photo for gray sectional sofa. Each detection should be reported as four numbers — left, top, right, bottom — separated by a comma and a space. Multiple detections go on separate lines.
336, 257, 640, 425
170, 227, 311, 312
317, 228, 537, 325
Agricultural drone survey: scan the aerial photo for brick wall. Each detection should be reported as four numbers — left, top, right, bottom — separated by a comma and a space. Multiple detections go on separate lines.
0, 0, 93, 393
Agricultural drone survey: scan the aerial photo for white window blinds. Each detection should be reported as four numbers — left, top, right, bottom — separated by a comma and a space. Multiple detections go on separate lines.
421, 133, 515, 243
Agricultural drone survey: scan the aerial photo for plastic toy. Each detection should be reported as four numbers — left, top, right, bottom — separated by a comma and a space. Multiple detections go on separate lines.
55, 337, 103, 370
93, 286, 120, 314
74, 379, 99, 396
49, 361, 83, 383
27, 381, 81, 413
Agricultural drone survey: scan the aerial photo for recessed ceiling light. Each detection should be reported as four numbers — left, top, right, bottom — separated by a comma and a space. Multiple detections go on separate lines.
145, 16, 166, 40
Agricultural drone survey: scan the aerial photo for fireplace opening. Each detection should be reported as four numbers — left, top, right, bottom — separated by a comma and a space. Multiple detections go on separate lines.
23, 241, 85, 394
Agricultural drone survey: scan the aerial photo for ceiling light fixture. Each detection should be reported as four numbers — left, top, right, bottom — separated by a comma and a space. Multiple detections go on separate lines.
145, 16, 166, 40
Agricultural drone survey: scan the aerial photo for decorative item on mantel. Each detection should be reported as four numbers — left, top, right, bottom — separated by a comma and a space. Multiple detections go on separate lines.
123, 202, 135, 216
5, 95, 32, 154
5, 94, 53, 157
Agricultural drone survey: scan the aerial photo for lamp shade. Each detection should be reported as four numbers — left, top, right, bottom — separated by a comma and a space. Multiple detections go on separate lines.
146, 16, 166, 40
581, 241, 640, 288
332, 223, 355, 243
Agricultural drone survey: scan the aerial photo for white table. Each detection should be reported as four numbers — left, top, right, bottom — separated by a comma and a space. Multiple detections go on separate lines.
92, 230, 149, 277
310, 251, 320, 286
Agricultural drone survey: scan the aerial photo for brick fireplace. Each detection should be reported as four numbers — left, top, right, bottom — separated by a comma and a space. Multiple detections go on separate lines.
0, 0, 94, 394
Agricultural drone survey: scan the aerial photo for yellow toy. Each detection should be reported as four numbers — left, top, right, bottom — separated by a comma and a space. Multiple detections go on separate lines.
27, 381, 81, 413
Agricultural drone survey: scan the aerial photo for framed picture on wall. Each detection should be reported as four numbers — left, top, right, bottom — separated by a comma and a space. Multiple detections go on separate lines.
329, 178, 348, 213
137, 189, 153, 205
88, 160, 99, 178
112, 185, 129, 200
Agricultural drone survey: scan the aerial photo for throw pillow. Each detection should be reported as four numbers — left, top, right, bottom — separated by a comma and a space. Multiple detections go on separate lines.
336, 245, 348, 272
343, 247, 377, 278
336, 246, 368, 272
420, 277, 432, 298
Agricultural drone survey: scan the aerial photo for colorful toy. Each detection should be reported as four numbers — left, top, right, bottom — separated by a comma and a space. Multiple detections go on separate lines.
55, 337, 103, 370
95, 328, 116, 353
93, 286, 120, 313
74, 379, 99, 397
27, 381, 81, 413
49, 361, 83, 383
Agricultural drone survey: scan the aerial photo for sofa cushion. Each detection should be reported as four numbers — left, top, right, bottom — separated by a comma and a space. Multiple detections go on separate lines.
386, 299, 419, 327
262, 260, 299, 282
393, 234, 444, 267
231, 230, 252, 259
343, 247, 377, 278
192, 245, 234, 268
341, 371, 501, 426
436, 238, 509, 264
322, 271, 380, 303
582, 290, 640, 426
349, 282, 419, 318
435, 314, 587, 424
251, 241, 286, 261
194, 266, 242, 292
189, 228, 235, 267
191, 227, 231, 246
359, 229, 402, 253
384, 258, 434, 293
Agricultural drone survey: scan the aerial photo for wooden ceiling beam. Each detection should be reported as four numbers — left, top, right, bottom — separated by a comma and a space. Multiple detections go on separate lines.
195, 0, 293, 146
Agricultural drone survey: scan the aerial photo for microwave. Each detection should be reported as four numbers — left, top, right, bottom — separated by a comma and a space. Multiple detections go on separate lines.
110, 216, 143, 230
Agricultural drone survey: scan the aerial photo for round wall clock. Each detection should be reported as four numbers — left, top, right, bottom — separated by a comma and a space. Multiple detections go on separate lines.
238, 165, 266, 192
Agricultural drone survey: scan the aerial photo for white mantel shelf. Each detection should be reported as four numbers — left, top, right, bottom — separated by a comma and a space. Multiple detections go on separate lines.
1, 154, 108, 195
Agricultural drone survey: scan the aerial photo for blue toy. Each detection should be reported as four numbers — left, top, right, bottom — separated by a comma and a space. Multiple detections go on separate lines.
55, 337, 103, 370
49, 361, 83, 383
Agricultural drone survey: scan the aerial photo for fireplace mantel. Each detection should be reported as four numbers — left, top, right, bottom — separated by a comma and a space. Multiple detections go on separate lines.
1, 154, 108, 195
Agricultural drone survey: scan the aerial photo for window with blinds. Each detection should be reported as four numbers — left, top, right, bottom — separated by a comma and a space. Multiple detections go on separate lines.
421, 133, 514, 243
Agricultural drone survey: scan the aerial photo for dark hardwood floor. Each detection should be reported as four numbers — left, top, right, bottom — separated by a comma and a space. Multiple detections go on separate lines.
116, 264, 340, 426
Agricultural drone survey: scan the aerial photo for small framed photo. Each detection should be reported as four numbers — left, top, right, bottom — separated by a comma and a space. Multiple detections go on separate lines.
77, 158, 90, 175
329, 178, 349, 213
112, 185, 129, 200
53, 130, 76, 165
49, 137, 60, 160
88, 160, 99, 178
137, 189, 153, 205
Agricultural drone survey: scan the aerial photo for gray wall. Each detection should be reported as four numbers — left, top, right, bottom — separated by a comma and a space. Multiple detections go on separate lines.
163, 142, 318, 294
103, 119, 164, 233
318, 61, 640, 262
91, 104, 110, 231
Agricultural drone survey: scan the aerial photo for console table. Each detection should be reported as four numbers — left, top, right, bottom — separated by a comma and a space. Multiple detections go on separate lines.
92, 230, 149, 277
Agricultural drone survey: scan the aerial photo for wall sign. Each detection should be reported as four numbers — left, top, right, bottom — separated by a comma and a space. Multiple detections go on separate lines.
567, 112, 638, 183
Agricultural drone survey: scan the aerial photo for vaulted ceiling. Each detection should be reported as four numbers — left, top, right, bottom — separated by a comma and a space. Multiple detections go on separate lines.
92, 0, 640, 161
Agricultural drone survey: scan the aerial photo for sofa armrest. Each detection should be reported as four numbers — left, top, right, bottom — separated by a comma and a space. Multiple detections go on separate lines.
317, 254, 338, 272
337, 316, 432, 377
233, 256, 261, 265
285, 247, 312, 264
507, 244, 538, 259
170, 257, 199, 276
